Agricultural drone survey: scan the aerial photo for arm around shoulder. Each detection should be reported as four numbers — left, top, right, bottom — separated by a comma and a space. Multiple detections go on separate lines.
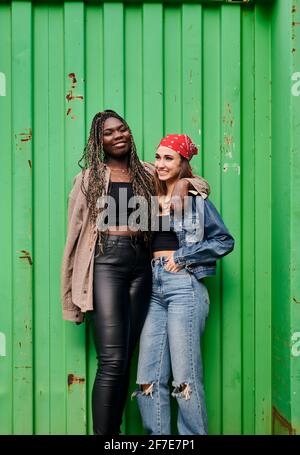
183, 175, 210, 199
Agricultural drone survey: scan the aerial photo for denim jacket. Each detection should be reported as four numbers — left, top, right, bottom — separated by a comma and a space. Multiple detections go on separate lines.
171, 195, 234, 280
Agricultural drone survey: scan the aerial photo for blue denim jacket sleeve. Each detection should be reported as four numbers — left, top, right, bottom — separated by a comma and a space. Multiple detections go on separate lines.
173, 199, 235, 266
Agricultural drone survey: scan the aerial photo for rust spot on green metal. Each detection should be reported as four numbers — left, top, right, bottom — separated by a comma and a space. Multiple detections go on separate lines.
66, 71, 84, 118
68, 72, 77, 88
272, 406, 297, 435
17, 250, 32, 266
19, 128, 32, 142
68, 373, 85, 390
15, 128, 32, 145
223, 103, 234, 127
224, 134, 234, 145
66, 91, 84, 102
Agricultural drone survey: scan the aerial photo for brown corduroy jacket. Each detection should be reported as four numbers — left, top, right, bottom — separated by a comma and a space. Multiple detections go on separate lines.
61, 163, 210, 323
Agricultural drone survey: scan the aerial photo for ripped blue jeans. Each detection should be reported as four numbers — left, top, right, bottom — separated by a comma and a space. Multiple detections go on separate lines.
133, 256, 209, 435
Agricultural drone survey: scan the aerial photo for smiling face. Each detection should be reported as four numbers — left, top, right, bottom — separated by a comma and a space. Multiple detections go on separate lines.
102, 117, 131, 159
154, 146, 182, 183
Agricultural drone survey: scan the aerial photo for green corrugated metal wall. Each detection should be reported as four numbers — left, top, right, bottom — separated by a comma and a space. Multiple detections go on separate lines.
271, 0, 300, 435
0, 0, 298, 435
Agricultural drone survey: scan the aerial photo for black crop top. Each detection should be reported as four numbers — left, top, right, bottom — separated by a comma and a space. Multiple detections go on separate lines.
104, 182, 135, 227
151, 215, 179, 252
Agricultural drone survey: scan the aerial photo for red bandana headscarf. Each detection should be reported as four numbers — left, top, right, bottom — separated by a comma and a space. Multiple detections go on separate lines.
158, 134, 198, 161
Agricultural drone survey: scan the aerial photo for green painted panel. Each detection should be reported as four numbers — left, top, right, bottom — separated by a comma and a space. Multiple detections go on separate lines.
202, 6, 222, 435
182, 4, 202, 175
11, 0, 33, 435
164, 6, 182, 133
254, 4, 272, 435
271, 0, 292, 427
143, 3, 164, 160
0, 2, 13, 436
64, 1, 87, 435
220, 5, 242, 435
104, 3, 124, 113
84, 5, 104, 435
125, 6, 143, 152
241, 5, 255, 436
2, 0, 299, 436
271, 0, 300, 435
48, 5, 70, 435
290, 0, 300, 433
33, 4, 51, 434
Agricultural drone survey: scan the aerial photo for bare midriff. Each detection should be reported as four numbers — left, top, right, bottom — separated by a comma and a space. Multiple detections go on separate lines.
153, 250, 176, 258
104, 227, 142, 236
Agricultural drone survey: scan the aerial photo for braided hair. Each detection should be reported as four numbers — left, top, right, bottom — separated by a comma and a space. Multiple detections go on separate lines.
78, 110, 155, 252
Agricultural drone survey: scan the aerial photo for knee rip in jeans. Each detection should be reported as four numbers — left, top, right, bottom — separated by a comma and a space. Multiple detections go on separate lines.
172, 383, 191, 401
131, 383, 154, 399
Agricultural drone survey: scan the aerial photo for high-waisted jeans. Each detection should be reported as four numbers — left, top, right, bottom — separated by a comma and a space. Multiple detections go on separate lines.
91, 235, 152, 435
133, 256, 209, 435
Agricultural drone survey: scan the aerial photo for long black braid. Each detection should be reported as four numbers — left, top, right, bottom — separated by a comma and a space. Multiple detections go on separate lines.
77, 110, 155, 253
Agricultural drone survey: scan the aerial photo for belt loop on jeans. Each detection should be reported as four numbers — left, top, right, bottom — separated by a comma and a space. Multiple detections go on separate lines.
151, 256, 167, 268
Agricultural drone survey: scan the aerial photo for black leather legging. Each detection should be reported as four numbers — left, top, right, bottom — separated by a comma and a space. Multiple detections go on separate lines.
91, 235, 152, 435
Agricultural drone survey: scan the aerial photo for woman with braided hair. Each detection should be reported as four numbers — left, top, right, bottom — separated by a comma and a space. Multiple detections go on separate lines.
61, 110, 209, 435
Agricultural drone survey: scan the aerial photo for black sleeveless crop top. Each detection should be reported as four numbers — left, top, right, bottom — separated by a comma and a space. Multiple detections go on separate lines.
104, 182, 135, 226
151, 215, 179, 252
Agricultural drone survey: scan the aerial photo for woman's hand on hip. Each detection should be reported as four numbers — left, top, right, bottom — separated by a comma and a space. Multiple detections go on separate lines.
164, 253, 184, 273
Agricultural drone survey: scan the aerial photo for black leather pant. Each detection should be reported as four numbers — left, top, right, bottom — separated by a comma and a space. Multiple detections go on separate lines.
91, 235, 152, 435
